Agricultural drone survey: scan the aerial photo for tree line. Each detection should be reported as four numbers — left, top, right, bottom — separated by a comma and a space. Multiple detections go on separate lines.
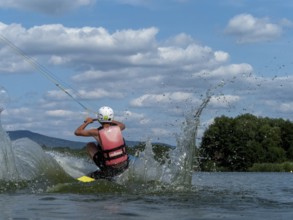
198, 113, 293, 171
42, 113, 293, 172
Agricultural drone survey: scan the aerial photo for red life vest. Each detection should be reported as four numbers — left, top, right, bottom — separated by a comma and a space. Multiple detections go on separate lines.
98, 126, 128, 167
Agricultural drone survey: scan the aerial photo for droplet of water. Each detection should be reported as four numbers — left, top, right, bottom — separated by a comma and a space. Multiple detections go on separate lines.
0, 86, 10, 112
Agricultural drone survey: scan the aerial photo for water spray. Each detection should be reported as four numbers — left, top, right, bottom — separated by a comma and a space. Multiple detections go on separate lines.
0, 86, 10, 114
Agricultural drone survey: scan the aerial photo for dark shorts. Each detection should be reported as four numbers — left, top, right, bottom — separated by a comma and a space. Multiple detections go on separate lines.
92, 151, 104, 168
91, 152, 129, 179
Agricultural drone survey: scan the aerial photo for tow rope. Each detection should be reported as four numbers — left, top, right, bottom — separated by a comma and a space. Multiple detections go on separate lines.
0, 34, 95, 114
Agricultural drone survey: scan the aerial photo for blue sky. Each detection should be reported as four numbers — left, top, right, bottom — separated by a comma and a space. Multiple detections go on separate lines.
1, 0, 293, 145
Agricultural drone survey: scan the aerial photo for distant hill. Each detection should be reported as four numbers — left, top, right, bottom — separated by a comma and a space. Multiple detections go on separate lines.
7, 130, 140, 149
7, 130, 87, 149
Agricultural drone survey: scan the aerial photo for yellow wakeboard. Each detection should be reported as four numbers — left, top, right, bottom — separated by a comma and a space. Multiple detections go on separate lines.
77, 175, 95, 182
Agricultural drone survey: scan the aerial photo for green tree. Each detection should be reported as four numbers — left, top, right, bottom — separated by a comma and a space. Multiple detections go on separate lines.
279, 120, 293, 160
199, 114, 292, 171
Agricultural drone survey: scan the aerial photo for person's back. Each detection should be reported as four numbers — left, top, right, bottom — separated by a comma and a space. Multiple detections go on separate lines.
97, 123, 128, 167
74, 106, 128, 179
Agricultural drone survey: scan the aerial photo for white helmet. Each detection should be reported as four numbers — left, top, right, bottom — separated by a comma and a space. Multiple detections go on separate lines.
97, 106, 114, 123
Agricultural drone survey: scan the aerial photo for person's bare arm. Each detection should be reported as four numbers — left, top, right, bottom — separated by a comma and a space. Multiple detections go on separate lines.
111, 120, 126, 130
74, 117, 98, 136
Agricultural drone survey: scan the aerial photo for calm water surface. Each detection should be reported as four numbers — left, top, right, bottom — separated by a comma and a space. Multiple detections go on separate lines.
0, 172, 292, 220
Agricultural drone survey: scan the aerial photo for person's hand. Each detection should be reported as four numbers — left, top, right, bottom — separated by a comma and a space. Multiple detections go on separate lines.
84, 117, 94, 124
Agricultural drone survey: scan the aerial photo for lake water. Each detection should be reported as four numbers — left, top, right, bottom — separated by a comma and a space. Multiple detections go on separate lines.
0, 172, 292, 220
1, 105, 292, 220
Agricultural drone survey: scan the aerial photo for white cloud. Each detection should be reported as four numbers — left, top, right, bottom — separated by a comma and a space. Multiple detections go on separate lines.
0, 22, 158, 53
0, 22, 228, 81
0, 0, 95, 14
225, 14, 284, 43
123, 110, 150, 124
72, 69, 135, 82
0, 23, 159, 71
151, 128, 171, 138
49, 55, 70, 65
78, 88, 124, 99
279, 102, 293, 113
45, 88, 123, 101
130, 92, 194, 107
210, 95, 240, 108
264, 100, 293, 114
45, 90, 72, 100
157, 44, 229, 69
1, 20, 293, 144
164, 33, 195, 47
45, 109, 76, 117
214, 51, 230, 62
114, 0, 190, 7
193, 63, 253, 81
116, 0, 152, 7
5, 107, 31, 115
279, 18, 293, 27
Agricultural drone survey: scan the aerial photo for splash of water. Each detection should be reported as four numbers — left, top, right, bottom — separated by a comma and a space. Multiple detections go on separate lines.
13, 138, 70, 182
0, 112, 20, 181
0, 87, 19, 180
0, 86, 211, 193
46, 150, 97, 179
0, 86, 10, 111
0, 113, 69, 187
174, 92, 211, 187
119, 92, 211, 191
